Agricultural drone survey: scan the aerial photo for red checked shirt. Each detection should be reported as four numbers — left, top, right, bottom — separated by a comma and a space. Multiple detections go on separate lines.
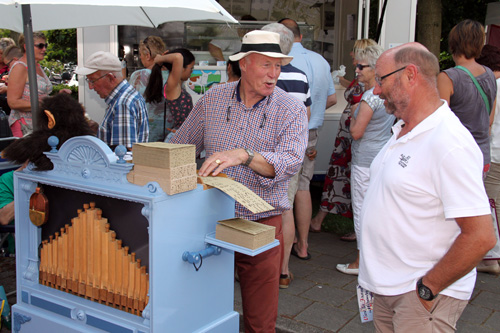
172, 81, 308, 220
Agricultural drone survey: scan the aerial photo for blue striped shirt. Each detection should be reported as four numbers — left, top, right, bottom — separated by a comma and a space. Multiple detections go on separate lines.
277, 64, 312, 107
172, 81, 308, 220
99, 80, 149, 148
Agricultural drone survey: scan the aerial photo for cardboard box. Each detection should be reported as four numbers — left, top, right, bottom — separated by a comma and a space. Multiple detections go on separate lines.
132, 142, 195, 168
134, 163, 197, 180
127, 170, 197, 195
215, 218, 275, 250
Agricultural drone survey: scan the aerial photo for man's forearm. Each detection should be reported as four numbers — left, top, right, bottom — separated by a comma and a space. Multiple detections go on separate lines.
423, 215, 496, 295
247, 151, 275, 178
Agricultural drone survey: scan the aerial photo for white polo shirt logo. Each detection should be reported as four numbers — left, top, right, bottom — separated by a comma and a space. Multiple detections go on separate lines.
398, 154, 411, 168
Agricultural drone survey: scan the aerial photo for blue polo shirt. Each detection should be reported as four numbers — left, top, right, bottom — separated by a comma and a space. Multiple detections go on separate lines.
288, 42, 336, 130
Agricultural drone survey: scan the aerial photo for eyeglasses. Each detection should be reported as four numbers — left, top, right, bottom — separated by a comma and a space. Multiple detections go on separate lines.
34, 43, 48, 50
375, 66, 407, 86
143, 37, 152, 56
85, 72, 109, 85
356, 64, 371, 71
5, 58, 14, 67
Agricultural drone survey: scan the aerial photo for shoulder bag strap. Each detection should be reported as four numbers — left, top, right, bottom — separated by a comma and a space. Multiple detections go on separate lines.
455, 65, 491, 114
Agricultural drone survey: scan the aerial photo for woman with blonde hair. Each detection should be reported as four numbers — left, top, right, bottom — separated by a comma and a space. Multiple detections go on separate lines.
129, 36, 170, 142
311, 39, 376, 238
7, 32, 52, 137
337, 44, 394, 275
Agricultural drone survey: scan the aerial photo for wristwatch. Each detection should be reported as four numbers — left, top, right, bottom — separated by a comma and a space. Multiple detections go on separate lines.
242, 148, 254, 167
417, 278, 436, 301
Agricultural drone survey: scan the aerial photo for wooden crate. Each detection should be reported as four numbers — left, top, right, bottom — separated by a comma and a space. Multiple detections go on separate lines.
215, 218, 275, 250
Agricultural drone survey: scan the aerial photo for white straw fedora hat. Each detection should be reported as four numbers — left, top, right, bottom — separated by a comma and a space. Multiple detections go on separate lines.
229, 30, 293, 65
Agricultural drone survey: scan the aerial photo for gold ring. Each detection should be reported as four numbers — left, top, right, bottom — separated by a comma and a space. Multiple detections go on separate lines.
215, 159, 221, 164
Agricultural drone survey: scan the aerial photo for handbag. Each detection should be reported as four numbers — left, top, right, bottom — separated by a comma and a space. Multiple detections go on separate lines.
455, 65, 491, 114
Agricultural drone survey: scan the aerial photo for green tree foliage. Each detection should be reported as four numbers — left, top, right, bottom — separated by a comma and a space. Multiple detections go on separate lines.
44, 29, 76, 64
439, 0, 497, 69
0, 29, 11, 38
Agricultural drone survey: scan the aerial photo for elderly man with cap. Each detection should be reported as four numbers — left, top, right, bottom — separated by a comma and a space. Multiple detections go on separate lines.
171, 30, 308, 332
75, 51, 148, 149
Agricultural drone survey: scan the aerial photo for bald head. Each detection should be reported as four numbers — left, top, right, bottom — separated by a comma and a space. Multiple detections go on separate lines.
381, 42, 439, 84
278, 18, 301, 41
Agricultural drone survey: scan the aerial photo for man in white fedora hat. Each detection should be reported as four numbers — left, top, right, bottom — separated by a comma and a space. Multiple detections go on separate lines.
172, 30, 308, 332
75, 51, 148, 149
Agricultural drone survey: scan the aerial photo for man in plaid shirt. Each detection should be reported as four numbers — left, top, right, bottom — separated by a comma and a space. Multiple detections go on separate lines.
76, 51, 149, 149
172, 30, 308, 332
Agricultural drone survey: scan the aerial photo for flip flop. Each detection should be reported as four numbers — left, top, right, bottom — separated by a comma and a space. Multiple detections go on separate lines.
291, 245, 311, 260
340, 232, 356, 242
309, 226, 321, 233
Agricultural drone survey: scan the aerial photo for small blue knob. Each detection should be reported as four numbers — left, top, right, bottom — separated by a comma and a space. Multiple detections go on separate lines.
115, 145, 127, 164
48, 136, 59, 153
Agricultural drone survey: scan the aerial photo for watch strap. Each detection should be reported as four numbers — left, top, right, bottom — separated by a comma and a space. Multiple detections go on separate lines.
243, 148, 254, 167
417, 278, 436, 301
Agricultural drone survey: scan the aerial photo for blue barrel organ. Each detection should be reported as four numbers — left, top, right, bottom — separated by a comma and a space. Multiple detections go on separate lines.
11, 135, 250, 332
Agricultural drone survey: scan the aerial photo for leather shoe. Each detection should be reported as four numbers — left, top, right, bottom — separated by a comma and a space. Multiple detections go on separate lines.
336, 263, 359, 275
279, 272, 293, 289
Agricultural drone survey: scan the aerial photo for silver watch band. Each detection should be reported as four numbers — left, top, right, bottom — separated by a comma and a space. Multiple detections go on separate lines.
243, 148, 254, 167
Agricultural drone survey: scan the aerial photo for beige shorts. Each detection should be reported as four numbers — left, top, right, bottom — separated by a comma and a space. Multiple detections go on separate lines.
374, 291, 467, 332
298, 129, 319, 191
287, 172, 300, 208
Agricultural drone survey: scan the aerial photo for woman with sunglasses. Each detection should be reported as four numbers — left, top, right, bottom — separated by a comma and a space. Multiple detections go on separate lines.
7, 32, 53, 137
336, 44, 395, 276
129, 36, 170, 142
145, 48, 195, 142
311, 39, 376, 237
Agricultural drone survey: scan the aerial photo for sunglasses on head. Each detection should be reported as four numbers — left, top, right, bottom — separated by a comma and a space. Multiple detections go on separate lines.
34, 43, 48, 50
143, 37, 152, 56
356, 64, 370, 70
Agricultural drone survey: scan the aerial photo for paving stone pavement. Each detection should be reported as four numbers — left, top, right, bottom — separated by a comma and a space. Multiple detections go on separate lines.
2, 231, 500, 332
234, 231, 500, 333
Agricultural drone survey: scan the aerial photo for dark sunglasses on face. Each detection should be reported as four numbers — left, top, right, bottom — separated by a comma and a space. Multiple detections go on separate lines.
34, 43, 48, 50
356, 64, 371, 70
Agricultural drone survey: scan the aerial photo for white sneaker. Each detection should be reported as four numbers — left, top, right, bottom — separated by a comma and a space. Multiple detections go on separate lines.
477, 260, 500, 275
336, 263, 359, 275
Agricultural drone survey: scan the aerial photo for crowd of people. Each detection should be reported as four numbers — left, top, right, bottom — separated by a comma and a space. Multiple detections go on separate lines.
0, 16, 500, 333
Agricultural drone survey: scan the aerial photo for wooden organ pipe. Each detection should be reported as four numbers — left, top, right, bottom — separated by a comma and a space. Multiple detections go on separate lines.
39, 202, 149, 316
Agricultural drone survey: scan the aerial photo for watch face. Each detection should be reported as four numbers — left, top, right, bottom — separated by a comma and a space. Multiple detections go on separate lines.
419, 286, 430, 300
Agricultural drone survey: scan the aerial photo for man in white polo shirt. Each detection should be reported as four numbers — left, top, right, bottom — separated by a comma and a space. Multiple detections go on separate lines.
358, 42, 496, 331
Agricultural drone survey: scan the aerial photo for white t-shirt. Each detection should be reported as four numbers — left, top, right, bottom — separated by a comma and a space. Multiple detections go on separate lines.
358, 102, 490, 300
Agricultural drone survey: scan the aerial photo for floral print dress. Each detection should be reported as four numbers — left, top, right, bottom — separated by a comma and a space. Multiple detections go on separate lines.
319, 79, 364, 218
165, 87, 193, 131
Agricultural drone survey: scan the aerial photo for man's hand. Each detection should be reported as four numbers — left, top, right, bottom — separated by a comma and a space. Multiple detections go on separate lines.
415, 290, 434, 311
59, 88, 72, 95
198, 149, 247, 177
306, 148, 317, 160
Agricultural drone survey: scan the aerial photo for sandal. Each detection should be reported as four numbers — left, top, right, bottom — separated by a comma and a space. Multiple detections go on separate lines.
340, 232, 356, 242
